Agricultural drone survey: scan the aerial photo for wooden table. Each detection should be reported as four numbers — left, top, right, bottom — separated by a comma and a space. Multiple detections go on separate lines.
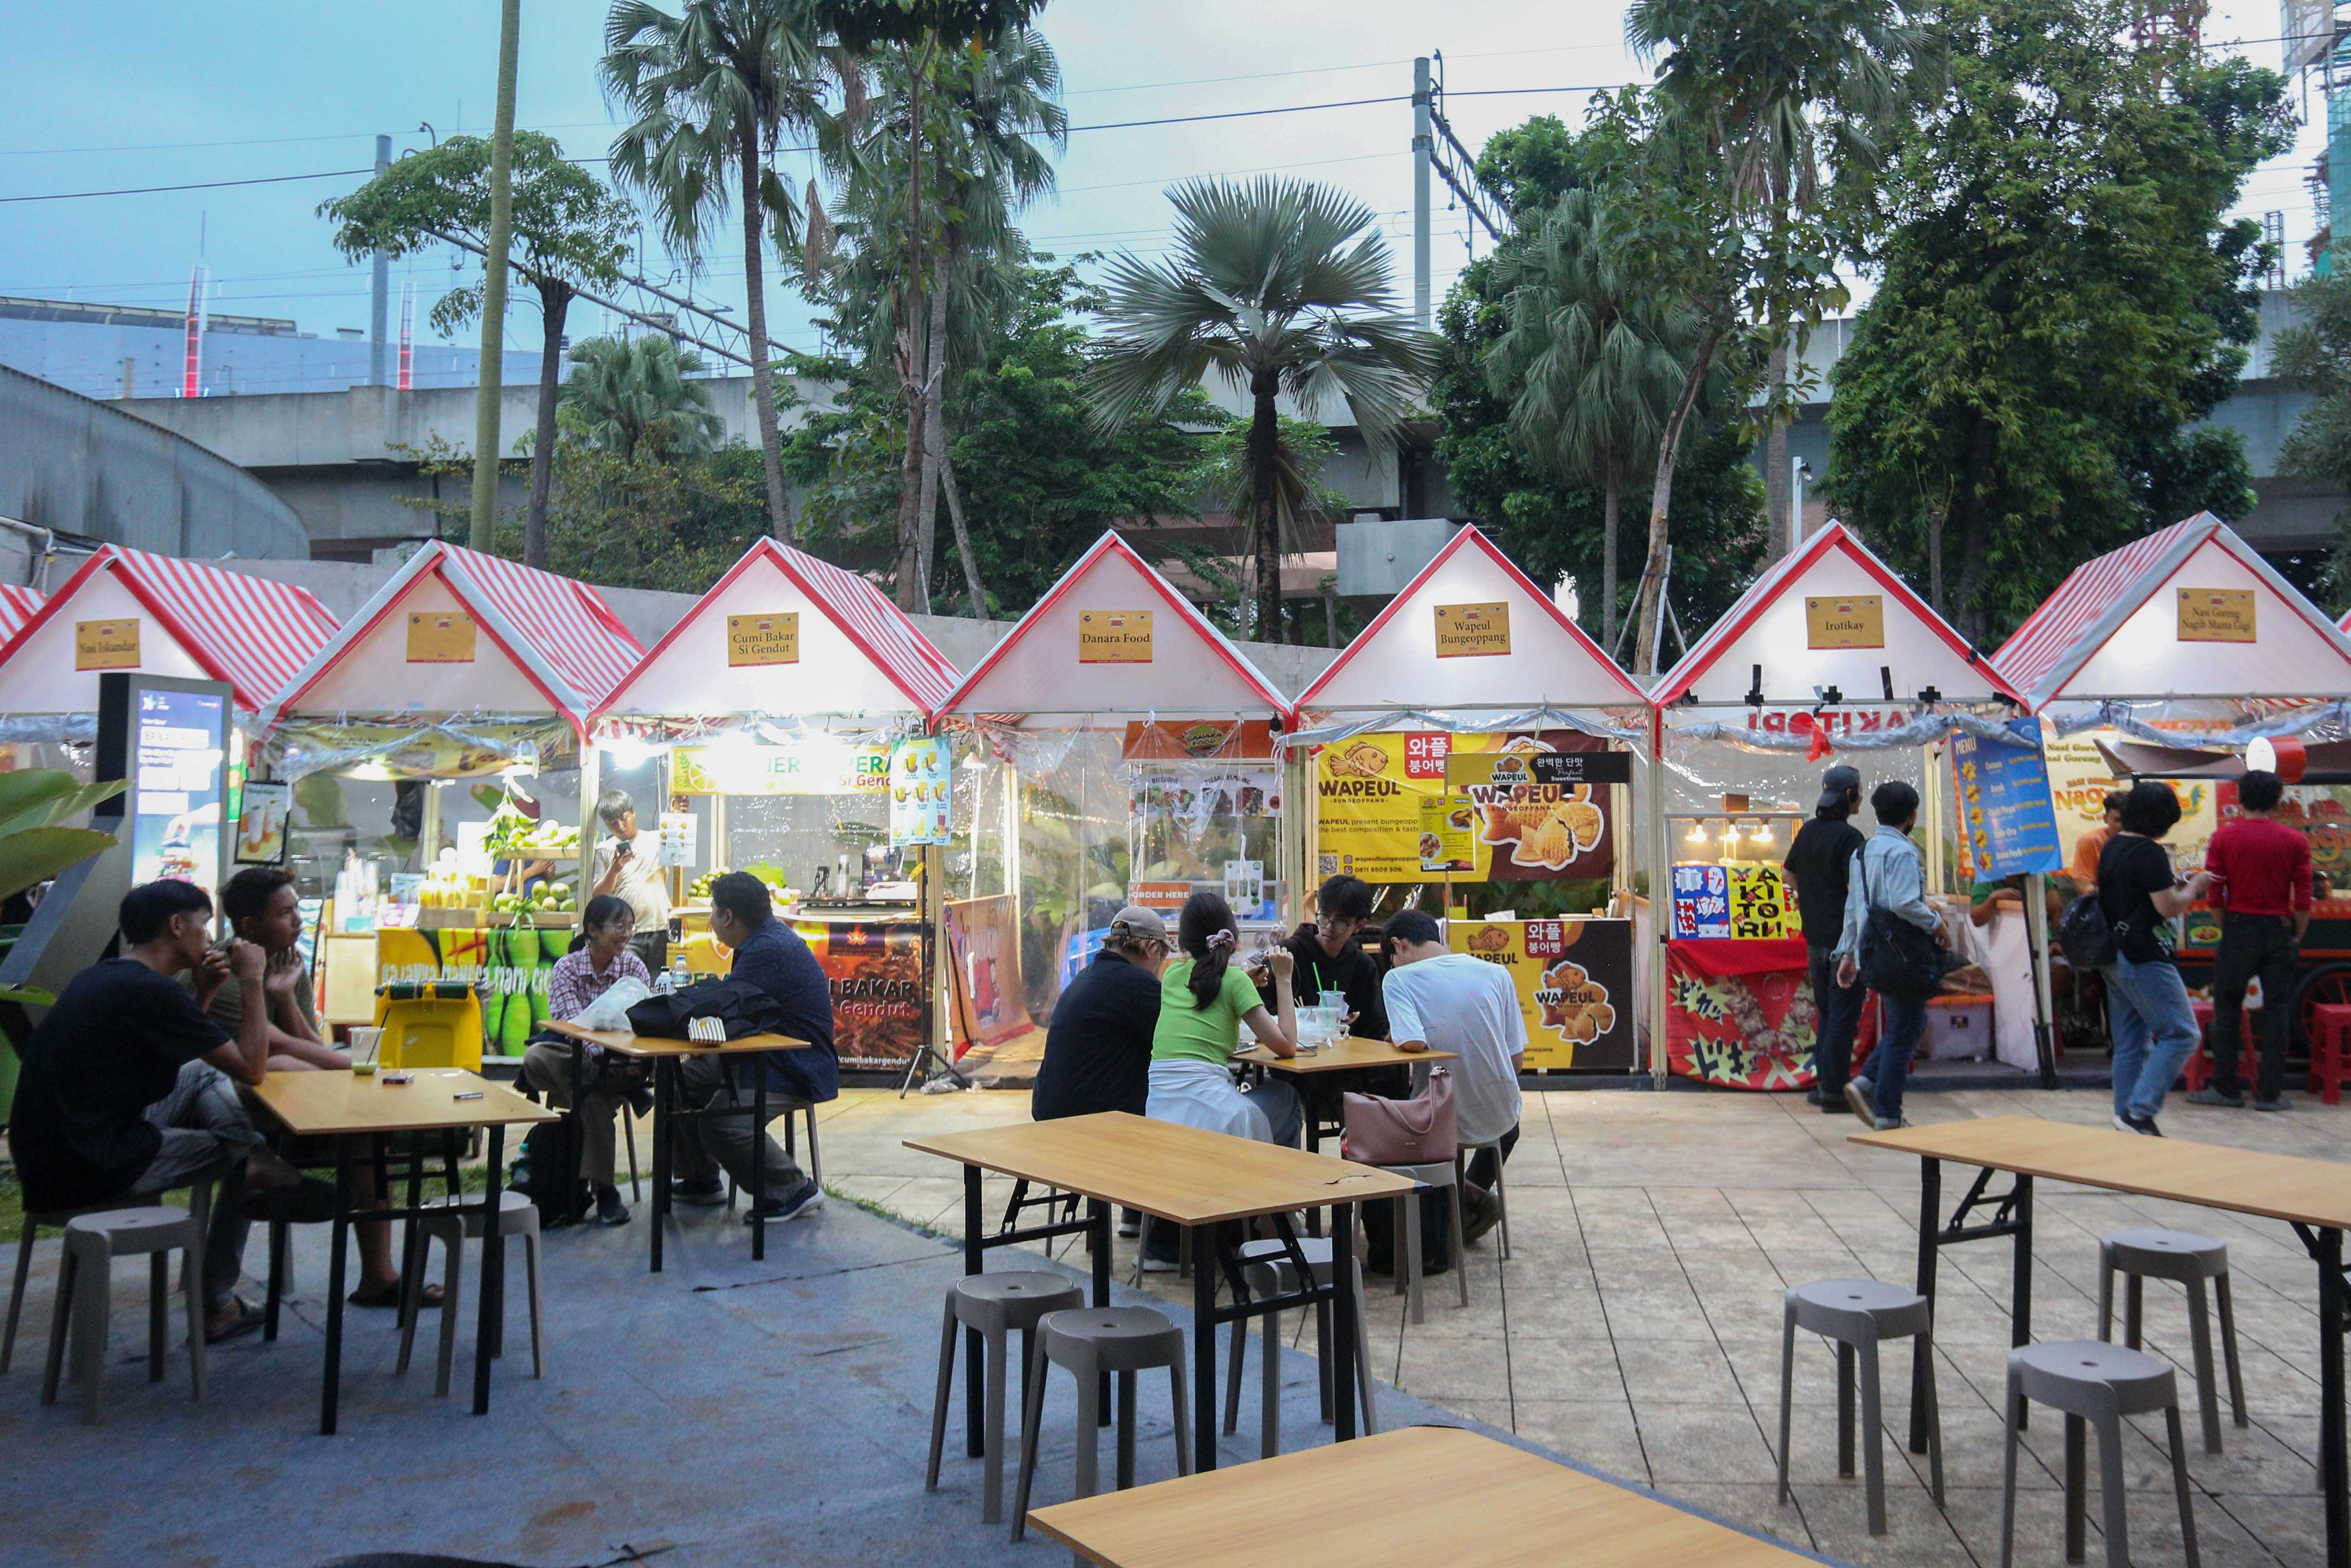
1235, 1037, 1458, 1154
249, 1068, 555, 1433
1851, 1116, 2351, 1568
906, 1112, 1417, 1473
1027, 1424, 1823, 1568
541, 1019, 809, 1270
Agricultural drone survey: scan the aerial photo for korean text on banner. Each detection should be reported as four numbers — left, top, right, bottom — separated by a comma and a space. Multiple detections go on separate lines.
1315, 732, 1617, 885
1448, 917, 1635, 1070
1951, 718, 2062, 879
889, 737, 954, 847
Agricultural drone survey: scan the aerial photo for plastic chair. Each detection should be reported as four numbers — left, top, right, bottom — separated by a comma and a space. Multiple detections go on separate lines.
2098, 1227, 2247, 1454
2307, 1001, 2351, 1105
925, 1270, 1085, 1524
1381, 1160, 1468, 1324
1776, 1278, 1943, 1535
1999, 1341, 2198, 1568
39, 1192, 214, 1424
4, 1199, 122, 1375
1221, 1236, 1378, 1456
395, 1190, 544, 1397
1009, 1306, 1191, 1542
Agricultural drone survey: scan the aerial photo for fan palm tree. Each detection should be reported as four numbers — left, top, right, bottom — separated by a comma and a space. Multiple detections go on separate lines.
1485, 188, 1695, 647
1088, 177, 1439, 639
603, 0, 828, 537
559, 335, 726, 461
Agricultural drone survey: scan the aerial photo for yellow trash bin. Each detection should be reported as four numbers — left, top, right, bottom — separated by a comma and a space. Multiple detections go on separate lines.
374, 981, 484, 1071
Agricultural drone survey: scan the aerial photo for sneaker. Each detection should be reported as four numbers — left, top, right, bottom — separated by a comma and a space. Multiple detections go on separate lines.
596, 1186, 631, 1226
2186, 1086, 2244, 1108
1461, 1192, 1503, 1247
2253, 1095, 2288, 1113
745, 1181, 825, 1225
2114, 1112, 2163, 1136
1843, 1077, 1876, 1124
1138, 1251, 1181, 1273
1874, 1115, 1911, 1131
671, 1177, 726, 1206
1804, 1087, 1827, 1107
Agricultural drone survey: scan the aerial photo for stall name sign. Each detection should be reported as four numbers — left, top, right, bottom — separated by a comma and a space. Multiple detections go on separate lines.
672, 742, 889, 796
2177, 587, 2256, 643
1745, 706, 1909, 736
1433, 601, 1512, 657
1951, 716, 2061, 879
74, 617, 140, 671
1726, 862, 1791, 938
1671, 863, 1790, 938
406, 610, 476, 663
1670, 865, 1732, 938
726, 612, 799, 666
1805, 595, 1884, 649
1449, 917, 1633, 1070
1078, 609, 1154, 663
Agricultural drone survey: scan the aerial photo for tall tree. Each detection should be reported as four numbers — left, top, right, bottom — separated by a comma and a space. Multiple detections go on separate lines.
604, 0, 827, 538
2273, 269, 2351, 606
1824, 0, 2288, 640
1087, 176, 1439, 638
559, 335, 726, 461
320, 133, 633, 567
472, 0, 522, 551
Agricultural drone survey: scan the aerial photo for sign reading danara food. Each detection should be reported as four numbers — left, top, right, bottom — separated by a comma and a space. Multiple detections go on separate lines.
1078, 609, 1154, 663
73, 617, 140, 671
2176, 587, 2256, 642
405, 610, 477, 664
1448, 917, 1634, 1069
727, 611, 800, 666
1804, 594, 1884, 650
1314, 732, 1616, 883
1433, 601, 1512, 658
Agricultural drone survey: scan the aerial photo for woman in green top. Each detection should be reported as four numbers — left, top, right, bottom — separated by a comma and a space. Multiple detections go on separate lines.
1143, 891, 1303, 1147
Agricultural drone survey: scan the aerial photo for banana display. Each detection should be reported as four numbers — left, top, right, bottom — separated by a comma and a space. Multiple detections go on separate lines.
477, 925, 556, 1054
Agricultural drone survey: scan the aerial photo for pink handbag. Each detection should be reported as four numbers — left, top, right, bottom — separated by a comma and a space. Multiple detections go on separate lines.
1340, 1068, 1457, 1166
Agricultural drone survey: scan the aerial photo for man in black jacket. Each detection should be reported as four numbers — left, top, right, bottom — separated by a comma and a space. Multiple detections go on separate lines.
1784, 765, 1868, 1112
1033, 907, 1169, 1121
1261, 874, 1387, 1040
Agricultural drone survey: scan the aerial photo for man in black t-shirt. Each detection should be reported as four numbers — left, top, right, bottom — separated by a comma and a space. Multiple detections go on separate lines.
9, 879, 298, 1341
1035, 907, 1168, 1121
1258, 874, 1388, 1041
1783, 765, 1868, 1111
2095, 781, 2211, 1135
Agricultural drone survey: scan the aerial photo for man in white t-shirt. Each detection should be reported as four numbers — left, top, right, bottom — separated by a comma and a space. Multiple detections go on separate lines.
591, 789, 672, 972
1382, 909, 1525, 1246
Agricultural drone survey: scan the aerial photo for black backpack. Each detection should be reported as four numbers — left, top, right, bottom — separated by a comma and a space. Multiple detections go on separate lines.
2057, 892, 2120, 968
515, 1116, 588, 1226
624, 975, 784, 1040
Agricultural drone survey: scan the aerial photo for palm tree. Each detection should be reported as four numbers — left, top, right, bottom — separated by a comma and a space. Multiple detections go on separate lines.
1088, 177, 1439, 639
559, 335, 726, 461
604, 0, 827, 537
1484, 189, 1694, 648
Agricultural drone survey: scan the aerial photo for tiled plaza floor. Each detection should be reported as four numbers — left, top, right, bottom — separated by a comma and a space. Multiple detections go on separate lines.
819, 1080, 2349, 1568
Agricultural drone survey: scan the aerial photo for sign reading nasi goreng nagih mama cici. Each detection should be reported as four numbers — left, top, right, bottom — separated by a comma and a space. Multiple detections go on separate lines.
1078, 609, 1154, 663
1433, 601, 1511, 657
2176, 587, 2256, 642
727, 611, 800, 666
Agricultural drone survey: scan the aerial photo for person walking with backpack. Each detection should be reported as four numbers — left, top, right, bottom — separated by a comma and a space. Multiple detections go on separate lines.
1835, 780, 1951, 1130
2098, 781, 2212, 1134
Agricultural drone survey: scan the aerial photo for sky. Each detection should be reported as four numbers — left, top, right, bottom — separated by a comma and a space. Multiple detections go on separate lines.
0, 0, 2328, 361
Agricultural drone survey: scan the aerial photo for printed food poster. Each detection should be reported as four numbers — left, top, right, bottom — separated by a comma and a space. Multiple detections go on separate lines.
945, 894, 1033, 1057
1949, 718, 2061, 881
1417, 790, 1476, 873
889, 736, 954, 846
792, 918, 929, 1069
1315, 730, 1616, 884
2042, 726, 2216, 875
1665, 940, 1817, 1090
1448, 917, 1634, 1070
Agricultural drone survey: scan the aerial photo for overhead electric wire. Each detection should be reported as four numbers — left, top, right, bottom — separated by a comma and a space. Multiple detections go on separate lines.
0, 168, 372, 203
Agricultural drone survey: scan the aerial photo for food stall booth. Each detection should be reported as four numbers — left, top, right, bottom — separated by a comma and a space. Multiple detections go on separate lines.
1651, 523, 2037, 1089
590, 538, 964, 1081
929, 531, 1291, 1082
1993, 512, 2351, 1065
254, 541, 644, 1045
0, 584, 43, 645
1284, 524, 1656, 1073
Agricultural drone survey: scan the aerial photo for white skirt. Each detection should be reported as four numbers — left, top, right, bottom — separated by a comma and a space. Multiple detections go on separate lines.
1144, 1057, 1270, 1143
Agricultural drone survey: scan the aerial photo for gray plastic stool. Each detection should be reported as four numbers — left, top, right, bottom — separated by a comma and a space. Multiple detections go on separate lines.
1220, 1236, 1379, 1456
1456, 1139, 1512, 1259
396, 1190, 546, 1397
4, 1199, 122, 1375
2098, 1227, 2246, 1455
1776, 1278, 1943, 1535
926, 1271, 1084, 1524
1382, 1160, 1468, 1324
40, 1199, 212, 1423
1009, 1305, 1191, 1542
2000, 1341, 2200, 1568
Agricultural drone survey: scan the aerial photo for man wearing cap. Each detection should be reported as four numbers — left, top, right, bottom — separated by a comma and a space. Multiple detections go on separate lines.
1783, 764, 1868, 1111
1033, 907, 1171, 1240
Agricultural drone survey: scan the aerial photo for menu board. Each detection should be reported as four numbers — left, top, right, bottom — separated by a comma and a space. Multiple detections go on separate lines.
1951, 719, 2062, 880
1448, 917, 1635, 1070
889, 737, 953, 847
130, 684, 227, 896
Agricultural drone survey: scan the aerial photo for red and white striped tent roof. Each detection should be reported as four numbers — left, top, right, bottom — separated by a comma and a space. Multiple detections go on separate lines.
937, 532, 1287, 722
1993, 513, 2351, 709
596, 538, 960, 725
0, 545, 337, 715
1656, 522, 2021, 708
1295, 525, 1647, 714
0, 584, 42, 645
262, 541, 643, 734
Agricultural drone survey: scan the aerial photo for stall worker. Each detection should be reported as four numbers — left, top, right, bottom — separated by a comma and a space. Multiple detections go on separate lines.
591, 789, 672, 972
1785, 765, 1866, 1112
2070, 791, 2127, 896
2189, 768, 2311, 1112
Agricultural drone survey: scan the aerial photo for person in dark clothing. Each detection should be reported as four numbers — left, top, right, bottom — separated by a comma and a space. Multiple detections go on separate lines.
1259, 874, 1388, 1040
1784, 765, 1867, 1112
2191, 768, 2312, 1111
2098, 781, 2210, 1135
668, 872, 832, 1223
1033, 906, 1169, 1121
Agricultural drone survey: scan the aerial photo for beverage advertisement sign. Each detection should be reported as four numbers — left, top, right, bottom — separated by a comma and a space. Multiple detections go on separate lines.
889, 737, 954, 846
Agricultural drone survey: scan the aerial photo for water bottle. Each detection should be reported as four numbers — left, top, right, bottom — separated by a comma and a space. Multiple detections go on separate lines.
671, 953, 692, 992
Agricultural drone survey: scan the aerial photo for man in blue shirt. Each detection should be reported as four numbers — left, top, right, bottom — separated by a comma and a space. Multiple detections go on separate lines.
1833, 780, 1952, 1130
669, 872, 832, 1223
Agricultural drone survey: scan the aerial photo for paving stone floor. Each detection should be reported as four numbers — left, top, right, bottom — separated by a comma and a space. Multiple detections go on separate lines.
818, 1081, 2349, 1568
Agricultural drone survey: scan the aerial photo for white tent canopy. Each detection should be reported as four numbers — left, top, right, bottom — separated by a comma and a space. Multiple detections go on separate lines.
1995, 513, 2351, 709
936, 531, 1286, 721
595, 538, 959, 726
1656, 522, 2020, 709
1293, 524, 1648, 716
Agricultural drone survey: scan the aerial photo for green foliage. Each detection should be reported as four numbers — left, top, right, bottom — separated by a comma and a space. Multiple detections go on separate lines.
531, 444, 772, 594
1822, 0, 2290, 641
558, 336, 726, 461
2272, 269, 2351, 607
812, 0, 1046, 51
0, 770, 128, 1005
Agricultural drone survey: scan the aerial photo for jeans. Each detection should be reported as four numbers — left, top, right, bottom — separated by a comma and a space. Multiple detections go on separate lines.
1465, 1123, 1520, 1193
668, 1054, 810, 1200
2211, 913, 2298, 1102
2104, 954, 2201, 1122
1807, 946, 1865, 1099
130, 1059, 262, 1314
1243, 1077, 1304, 1148
521, 1041, 638, 1187
1861, 990, 1929, 1123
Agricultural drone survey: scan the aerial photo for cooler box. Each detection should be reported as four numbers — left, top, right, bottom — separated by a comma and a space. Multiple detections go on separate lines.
374, 981, 484, 1070
1924, 993, 1995, 1061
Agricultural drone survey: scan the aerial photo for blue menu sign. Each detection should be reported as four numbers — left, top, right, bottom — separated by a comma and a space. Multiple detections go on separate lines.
1952, 718, 2062, 879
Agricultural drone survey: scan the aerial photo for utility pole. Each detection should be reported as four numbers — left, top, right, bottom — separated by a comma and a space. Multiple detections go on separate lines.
1412, 57, 1434, 330
469, 0, 520, 551
369, 134, 391, 388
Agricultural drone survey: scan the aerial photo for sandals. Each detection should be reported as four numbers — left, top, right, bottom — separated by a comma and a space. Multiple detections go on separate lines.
347, 1279, 444, 1310
204, 1299, 265, 1344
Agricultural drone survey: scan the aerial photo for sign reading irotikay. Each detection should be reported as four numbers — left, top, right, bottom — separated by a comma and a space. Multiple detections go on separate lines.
405, 610, 475, 663
1805, 594, 1884, 649
2177, 587, 2256, 643
1433, 601, 1512, 657
1078, 609, 1153, 663
727, 611, 799, 666
73, 617, 140, 671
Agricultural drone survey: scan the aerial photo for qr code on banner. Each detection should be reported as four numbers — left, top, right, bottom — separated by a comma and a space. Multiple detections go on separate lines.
1318, 854, 1340, 876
